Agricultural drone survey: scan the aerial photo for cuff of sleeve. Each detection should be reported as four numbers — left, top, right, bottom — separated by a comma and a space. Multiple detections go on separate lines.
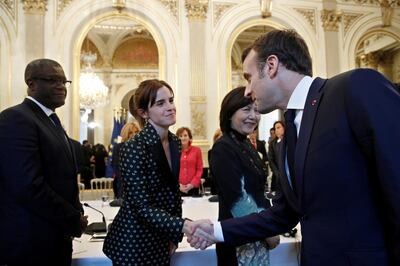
213, 221, 224, 242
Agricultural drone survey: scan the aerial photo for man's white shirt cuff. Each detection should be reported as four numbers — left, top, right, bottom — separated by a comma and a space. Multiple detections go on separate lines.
213, 221, 224, 242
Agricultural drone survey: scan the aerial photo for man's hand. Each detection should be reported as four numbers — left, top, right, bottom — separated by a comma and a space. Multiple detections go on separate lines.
265, 235, 280, 250
187, 219, 216, 250
80, 214, 88, 233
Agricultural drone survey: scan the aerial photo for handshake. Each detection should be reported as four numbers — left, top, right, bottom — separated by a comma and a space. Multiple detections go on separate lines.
182, 219, 218, 250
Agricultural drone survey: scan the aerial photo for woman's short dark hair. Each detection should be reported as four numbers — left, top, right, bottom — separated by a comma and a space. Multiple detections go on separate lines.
129, 79, 173, 128
252, 29, 312, 77
219, 86, 254, 134
176, 127, 192, 140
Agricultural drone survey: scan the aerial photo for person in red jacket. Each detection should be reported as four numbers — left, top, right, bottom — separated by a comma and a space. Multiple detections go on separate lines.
176, 127, 203, 196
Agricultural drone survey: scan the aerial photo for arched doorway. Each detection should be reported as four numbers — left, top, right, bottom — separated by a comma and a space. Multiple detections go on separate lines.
52, 1, 181, 142
229, 25, 281, 141
78, 18, 159, 145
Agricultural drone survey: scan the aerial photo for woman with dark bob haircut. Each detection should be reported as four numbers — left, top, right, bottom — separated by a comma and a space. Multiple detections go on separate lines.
209, 86, 280, 265
103, 79, 193, 265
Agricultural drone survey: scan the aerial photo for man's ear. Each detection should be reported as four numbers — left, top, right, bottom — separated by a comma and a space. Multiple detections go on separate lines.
266, 55, 279, 78
137, 108, 148, 119
26, 79, 36, 95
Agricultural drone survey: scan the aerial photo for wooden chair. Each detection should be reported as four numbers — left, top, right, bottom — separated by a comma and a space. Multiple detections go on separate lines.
90, 177, 114, 200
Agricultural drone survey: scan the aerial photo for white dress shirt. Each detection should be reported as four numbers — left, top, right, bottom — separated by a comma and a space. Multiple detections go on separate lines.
26, 96, 57, 122
213, 76, 314, 242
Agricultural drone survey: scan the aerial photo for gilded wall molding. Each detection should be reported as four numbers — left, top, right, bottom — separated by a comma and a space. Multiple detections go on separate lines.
342, 12, 363, 35
159, 0, 179, 24
185, 0, 208, 21
293, 8, 316, 32
341, 0, 400, 6
190, 101, 207, 139
321, 9, 342, 31
0, 0, 16, 18
22, 0, 48, 15
213, 2, 235, 26
57, 0, 73, 18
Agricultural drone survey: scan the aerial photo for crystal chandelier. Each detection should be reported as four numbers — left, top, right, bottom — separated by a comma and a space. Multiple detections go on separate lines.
79, 43, 109, 110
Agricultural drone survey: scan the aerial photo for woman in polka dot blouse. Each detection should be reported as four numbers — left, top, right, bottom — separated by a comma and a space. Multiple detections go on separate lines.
103, 79, 193, 266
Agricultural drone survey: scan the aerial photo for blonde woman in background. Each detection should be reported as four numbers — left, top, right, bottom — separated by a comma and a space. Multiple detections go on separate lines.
111, 122, 140, 199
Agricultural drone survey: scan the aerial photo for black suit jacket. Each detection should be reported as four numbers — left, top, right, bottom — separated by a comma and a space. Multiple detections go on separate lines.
0, 99, 83, 264
221, 69, 400, 265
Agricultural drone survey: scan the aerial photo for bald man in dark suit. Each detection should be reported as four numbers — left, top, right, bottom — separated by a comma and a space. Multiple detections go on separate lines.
0, 59, 88, 266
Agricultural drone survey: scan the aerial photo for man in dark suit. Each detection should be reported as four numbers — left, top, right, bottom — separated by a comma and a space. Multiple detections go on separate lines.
189, 30, 400, 265
0, 59, 88, 266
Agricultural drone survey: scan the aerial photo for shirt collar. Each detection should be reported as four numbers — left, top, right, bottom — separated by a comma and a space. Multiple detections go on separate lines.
286, 76, 314, 110
26, 96, 54, 117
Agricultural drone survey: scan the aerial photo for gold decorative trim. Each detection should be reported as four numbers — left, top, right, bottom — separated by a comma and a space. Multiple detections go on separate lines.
341, 0, 400, 6
185, 0, 208, 21
342, 12, 363, 34
191, 102, 207, 139
321, 9, 342, 32
57, 0, 73, 18
213, 2, 235, 27
190, 96, 206, 103
0, 0, 16, 19
159, 0, 179, 23
22, 0, 48, 15
293, 8, 316, 32
380, 0, 397, 26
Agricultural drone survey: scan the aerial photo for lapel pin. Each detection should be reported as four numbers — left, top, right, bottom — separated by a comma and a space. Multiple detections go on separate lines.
311, 99, 317, 106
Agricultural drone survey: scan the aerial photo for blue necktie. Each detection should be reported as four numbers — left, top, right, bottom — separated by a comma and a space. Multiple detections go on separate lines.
284, 109, 297, 191
50, 113, 62, 128
49, 113, 71, 150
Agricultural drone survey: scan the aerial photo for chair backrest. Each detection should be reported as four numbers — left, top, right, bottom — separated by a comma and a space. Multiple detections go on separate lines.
90, 178, 114, 200
90, 177, 113, 190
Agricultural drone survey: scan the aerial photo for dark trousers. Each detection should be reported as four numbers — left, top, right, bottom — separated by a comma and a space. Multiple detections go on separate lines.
216, 242, 238, 266
6, 238, 72, 266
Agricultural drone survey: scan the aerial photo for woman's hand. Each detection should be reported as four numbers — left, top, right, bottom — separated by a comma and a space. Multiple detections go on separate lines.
180, 183, 194, 193
265, 235, 280, 250
169, 242, 177, 256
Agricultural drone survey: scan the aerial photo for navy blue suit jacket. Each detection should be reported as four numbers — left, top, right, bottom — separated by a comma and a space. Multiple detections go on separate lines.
0, 99, 83, 263
221, 69, 400, 265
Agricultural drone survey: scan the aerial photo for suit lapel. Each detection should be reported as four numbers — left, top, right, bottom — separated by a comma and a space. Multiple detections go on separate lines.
294, 78, 326, 204
24, 99, 75, 164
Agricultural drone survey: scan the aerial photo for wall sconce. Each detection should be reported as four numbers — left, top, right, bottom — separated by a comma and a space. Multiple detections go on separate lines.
260, 0, 272, 18
113, 0, 126, 12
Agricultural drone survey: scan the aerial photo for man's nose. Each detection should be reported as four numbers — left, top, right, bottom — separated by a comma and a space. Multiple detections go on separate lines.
244, 85, 255, 100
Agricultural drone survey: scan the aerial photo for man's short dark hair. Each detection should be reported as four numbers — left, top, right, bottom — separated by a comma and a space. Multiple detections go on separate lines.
24, 58, 62, 84
241, 46, 252, 64
252, 29, 312, 77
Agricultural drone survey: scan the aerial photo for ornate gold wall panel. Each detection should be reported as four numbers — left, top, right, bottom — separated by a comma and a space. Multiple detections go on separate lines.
293, 8, 316, 32
342, 12, 364, 35
22, 0, 47, 15
159, 0, 179, 23
213, 2, 235, 26
185, 0, 209, 21
57, 0, 74, 18
321, 9, 342, 31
